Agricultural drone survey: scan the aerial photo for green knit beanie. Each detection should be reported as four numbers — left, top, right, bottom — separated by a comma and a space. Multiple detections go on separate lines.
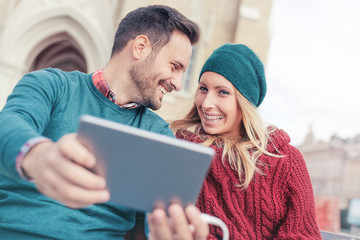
199, 43, 266, 107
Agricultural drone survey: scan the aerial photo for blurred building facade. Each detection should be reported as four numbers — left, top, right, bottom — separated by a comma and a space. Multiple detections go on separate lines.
298, 127, 360, 232
0, 0, 273, 120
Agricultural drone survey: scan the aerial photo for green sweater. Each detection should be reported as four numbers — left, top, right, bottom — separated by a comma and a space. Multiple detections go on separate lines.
0, 68, 173, 239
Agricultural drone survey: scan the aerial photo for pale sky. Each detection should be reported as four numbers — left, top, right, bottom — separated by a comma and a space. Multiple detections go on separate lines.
261, 0, 360, 146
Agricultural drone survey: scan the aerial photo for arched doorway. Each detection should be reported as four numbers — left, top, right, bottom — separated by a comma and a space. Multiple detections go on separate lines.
30, 32, 87, 72
0, 4, 113, 109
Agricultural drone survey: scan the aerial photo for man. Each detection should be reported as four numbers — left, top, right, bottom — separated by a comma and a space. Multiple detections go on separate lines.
0, 5, 208, 240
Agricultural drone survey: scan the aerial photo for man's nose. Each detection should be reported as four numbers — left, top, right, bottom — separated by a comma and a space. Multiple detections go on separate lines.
170, 72, 183, 91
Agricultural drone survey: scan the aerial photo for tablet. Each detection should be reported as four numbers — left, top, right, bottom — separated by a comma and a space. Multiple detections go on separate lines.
77, 115, 214, 212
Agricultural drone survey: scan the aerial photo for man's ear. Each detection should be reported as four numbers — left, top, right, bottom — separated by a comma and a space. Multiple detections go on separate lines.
132, 35, 152, 60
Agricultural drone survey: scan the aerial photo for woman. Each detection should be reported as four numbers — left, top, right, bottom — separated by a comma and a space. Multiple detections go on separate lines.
171, 43, 321, 239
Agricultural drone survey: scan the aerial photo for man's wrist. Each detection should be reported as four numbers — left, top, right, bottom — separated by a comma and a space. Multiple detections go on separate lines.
16, 137, 51, 181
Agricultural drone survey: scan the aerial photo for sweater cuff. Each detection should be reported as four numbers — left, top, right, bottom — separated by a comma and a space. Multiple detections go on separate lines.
16, 136, 51, 181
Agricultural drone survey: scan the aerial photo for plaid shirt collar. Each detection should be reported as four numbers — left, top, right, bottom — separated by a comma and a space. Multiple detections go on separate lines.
92, 69, 140, 109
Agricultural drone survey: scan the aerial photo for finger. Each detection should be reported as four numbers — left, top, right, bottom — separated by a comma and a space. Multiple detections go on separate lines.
186, 205, 209, 240
37, 167, 110, 208
51, 157, 106, 190
168, 204, 192, 240
58, 133, 96, 168
58, 185, 110, 208
147, 209, 173, 240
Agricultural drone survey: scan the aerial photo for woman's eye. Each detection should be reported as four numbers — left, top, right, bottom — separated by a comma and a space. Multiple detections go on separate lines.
219, 90, 229, 95
199, 86, 207, 92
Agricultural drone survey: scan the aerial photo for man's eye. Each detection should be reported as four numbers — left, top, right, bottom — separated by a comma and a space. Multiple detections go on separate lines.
172, 63, 179, 70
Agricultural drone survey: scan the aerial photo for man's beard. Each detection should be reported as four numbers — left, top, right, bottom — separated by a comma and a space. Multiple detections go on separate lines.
129, 57, 161, 110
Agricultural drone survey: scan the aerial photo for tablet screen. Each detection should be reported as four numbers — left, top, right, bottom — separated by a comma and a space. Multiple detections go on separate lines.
77, 115, 214, 212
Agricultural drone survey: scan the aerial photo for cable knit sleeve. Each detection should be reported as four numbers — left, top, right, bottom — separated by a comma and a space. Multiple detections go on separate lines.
274, 145, 321, 239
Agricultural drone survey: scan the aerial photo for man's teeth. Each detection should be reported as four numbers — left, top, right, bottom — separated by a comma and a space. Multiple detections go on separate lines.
159, 86, 167, 95
204, 114, 224, 120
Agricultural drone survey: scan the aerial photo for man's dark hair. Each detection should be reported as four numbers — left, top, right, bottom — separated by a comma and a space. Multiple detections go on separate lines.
111, 5, 200, 57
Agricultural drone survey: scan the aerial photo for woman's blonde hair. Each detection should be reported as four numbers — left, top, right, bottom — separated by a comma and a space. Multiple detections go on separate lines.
171, 89, 278, 189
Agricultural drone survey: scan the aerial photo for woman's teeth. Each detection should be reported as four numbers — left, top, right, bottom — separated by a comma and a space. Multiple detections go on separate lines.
204, 114, 224, 120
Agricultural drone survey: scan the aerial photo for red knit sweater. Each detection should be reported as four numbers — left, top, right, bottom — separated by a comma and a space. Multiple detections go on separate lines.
177, 128, 322, 240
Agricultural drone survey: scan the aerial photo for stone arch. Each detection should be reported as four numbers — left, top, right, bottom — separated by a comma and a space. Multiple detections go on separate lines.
0, 7, 111, 74
29, 32, 87, 72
